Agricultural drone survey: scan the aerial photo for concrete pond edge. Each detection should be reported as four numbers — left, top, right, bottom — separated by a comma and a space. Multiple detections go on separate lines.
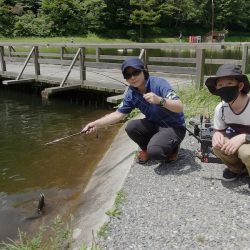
72, 121, 138, 248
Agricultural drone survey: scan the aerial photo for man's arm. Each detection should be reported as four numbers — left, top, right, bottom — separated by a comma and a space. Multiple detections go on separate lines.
81, 110, 126, 134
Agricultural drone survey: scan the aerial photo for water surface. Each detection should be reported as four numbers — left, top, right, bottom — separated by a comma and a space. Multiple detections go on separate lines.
0, 87, 120, 241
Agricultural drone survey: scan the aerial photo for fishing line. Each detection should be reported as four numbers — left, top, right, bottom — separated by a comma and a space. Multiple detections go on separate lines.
42, 63, 204, 144
44, 131, 83, 145
44, 122, 125, 146
85, 69, 202, 143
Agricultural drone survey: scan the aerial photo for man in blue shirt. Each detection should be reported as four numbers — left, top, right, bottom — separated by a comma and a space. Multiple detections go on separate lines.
82, 58, 186, 164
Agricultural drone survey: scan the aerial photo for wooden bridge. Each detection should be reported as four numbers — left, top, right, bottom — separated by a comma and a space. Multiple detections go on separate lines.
0, 42, 249, 102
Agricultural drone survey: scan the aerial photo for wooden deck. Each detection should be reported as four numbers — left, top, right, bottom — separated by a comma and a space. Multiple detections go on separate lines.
0, 42, 249, 101
0, 61, 194, 101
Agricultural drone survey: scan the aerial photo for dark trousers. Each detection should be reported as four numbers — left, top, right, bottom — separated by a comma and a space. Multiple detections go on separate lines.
125, 118, 186, 160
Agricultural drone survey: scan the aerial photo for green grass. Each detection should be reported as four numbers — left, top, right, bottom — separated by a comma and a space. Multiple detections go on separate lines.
1, 33, 250, 43
97, 223, 110, 239
177, 85, 220, 119
0, 34, 181, 43
0, 34, 133, 43
97, 190, 126, 241
0, 216, 73, 250
105, 190, 126, 218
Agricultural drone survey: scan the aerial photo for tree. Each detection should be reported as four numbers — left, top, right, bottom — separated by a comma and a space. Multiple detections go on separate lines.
215, 0, 249, 31
102, 0, 131, 37
0, 0, 16, 36
158, 0, 204, 28
14, 0, 42, 14
130, 0, 160, 41
14, 11, 52, 37
82, 0, 107, 33
40, 0, 86, 36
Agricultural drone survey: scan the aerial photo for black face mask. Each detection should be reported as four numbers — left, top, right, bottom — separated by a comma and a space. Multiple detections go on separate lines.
215, 86, 240, 103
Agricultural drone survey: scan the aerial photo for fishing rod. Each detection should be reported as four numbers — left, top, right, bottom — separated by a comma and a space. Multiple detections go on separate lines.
88, 69, 205, 142
46, 67, 215, 161
44, 122, 125, 146
43, 129, 92, 146
88, 69, 221, 163
44, 131, 83, 145
88, 69, 129, 86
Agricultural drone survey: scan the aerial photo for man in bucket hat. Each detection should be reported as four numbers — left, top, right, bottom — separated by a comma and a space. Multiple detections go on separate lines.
82, 58, 186, 164
205, 64, 250, 181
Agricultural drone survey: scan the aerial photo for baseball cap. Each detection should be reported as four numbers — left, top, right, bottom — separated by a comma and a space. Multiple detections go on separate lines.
121, 58, 145, 73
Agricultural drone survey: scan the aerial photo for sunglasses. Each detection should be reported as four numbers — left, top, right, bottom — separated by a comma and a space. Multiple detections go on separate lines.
123, 69, 142, 80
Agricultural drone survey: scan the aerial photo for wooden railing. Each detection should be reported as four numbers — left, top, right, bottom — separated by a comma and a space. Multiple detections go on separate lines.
0, 42, 249, 88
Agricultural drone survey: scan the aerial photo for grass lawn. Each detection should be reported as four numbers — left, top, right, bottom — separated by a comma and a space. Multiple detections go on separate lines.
0, 34, 186, 43
1, 33, 250, 43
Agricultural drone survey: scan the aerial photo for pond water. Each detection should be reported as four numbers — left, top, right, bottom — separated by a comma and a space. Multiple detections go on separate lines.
0, 86, 120, 242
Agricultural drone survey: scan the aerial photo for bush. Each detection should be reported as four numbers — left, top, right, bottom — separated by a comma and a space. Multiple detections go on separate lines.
14, 12, 53, 37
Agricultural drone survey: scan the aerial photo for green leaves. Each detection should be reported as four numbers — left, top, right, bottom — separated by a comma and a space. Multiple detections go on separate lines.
0, 0, 250, 37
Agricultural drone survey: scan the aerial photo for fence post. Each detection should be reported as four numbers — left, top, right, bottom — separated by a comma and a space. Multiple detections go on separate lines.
123, 48, 128, 56
79, 47, 86, 83
195, 48, 205, 89
0, 46, 6, 71
241, 43, 248, 74
8, 46, 12, 57
60, 46, 65, 67
96, 48, 100, 62
34, 46, 40, 77
144, 49, 149, 68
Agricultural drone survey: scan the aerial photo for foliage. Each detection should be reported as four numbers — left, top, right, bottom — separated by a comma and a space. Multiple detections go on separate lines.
130, 0, 160, 41
0, 0, 16, 36
98, 190, 126, 239
105, 190, 126, 217
214, 0, 249, 30
125, 108, 141, 121
82, 0, 107, 33
0, 216, 73, 250
1, 0, 250, 38
40, 0, 86, 36
13, 11, 52, 37
177, 85, 220, 119
97, 222, 110, 238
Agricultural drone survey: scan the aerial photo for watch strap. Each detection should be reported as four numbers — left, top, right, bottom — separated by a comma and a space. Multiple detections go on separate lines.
159, 98, 166, 107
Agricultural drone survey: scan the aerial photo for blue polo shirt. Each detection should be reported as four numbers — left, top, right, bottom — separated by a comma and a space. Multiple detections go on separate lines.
118, 76, 185, 127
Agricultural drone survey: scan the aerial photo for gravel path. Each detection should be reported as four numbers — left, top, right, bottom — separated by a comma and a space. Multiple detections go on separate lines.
98, 133, 250, 250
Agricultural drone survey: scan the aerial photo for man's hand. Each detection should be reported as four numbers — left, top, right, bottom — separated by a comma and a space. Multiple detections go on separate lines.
143, 92, 161, 104
212, 131, 224, 149
221, 134, 246, 155
81, 122, 97, 134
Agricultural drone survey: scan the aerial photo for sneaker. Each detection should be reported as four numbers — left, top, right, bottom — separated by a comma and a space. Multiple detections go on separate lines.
166, 146, 180, 162
136, 150, 149, 164
167, 151, 178, 162
222, 168, 238, 182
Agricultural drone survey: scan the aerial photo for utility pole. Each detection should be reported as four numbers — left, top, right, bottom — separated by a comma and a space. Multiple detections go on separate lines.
211, 0, 214, 42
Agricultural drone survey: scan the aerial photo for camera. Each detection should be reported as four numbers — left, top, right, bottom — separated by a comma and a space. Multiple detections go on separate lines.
189, 115, 221, 163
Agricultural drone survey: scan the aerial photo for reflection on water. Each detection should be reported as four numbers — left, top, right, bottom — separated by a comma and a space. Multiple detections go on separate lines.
0, 86, 120, 242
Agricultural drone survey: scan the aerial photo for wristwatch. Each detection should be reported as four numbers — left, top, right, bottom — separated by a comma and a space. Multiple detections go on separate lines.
245, 134, 250, 143
159, 98, 166, 107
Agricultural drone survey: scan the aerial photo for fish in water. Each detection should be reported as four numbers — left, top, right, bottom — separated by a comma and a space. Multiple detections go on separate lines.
37, 193, 45, 214
24, 193, 45, 221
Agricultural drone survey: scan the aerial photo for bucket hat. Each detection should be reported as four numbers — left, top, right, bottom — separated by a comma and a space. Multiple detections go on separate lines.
205, 64, 250, 95
121, 58, 145, 73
